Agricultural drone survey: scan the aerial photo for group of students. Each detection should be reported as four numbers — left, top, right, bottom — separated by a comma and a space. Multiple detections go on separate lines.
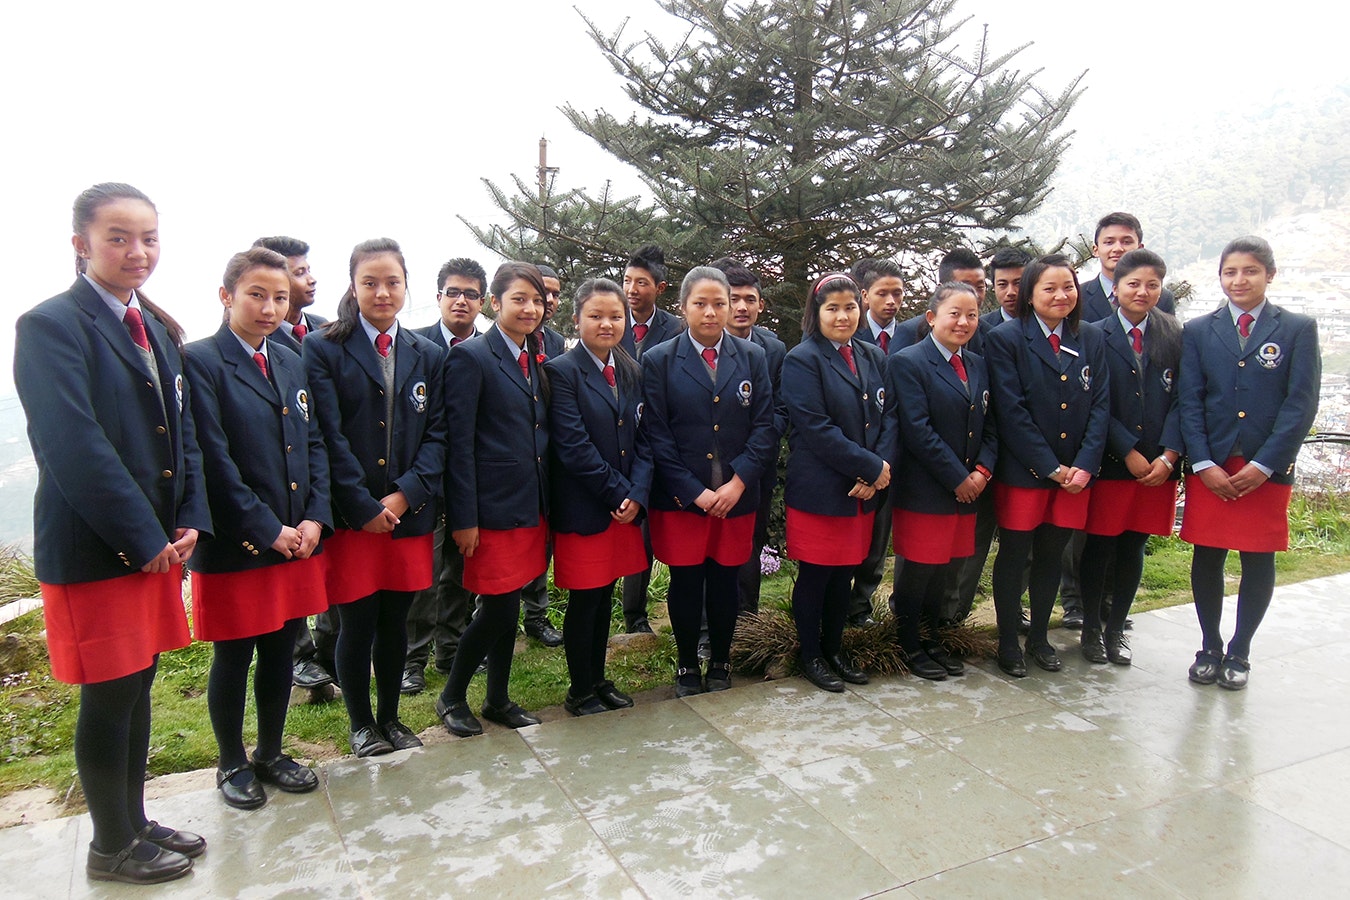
16, 185, 1320, 885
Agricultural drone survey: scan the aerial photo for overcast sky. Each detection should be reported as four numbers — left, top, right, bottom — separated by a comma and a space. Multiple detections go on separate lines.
2, 0, 1343, 399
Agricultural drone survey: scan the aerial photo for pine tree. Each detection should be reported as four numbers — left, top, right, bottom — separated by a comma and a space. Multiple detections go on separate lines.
464, 0, 1082, 343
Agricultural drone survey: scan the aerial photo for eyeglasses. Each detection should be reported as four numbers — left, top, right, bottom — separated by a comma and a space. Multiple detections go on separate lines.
439, 288, 482, 301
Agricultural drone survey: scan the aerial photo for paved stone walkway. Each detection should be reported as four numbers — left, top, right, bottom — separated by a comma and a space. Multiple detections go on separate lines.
4, 573, 1349, 898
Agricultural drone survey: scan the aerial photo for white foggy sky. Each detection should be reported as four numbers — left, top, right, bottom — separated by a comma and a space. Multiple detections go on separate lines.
2, 0, 1344, 397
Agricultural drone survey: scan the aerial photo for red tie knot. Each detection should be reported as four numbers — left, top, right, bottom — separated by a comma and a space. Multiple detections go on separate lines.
292, 322, 307, 341
701, 347, 718, 370
632, 323, 649, 343
1048, 333, 1061, 354
123, 306, 150, 351
375, 333, 393, 357
949, 352, 967, 382
603, 364, 616, 388
1238, 312, 1254, 339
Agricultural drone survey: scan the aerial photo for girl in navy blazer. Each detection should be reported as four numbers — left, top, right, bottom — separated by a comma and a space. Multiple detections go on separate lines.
304, 238, 447, 758
15, 183, 208, 883
885, 282, 996, 681
546, 278, 652, 715
1178, 236, 1320, 690
642, 266, 777, 696
782, 274, 890, 693
984, 254, 1110, 677
186, 248, 333, 809
433, 262, 550, 736
1077, 250, 1183, 666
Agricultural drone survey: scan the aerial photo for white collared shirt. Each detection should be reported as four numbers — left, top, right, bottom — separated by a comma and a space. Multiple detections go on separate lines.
359, 316, 398, 349
687, 331, 724, 359
866, 313, 896, 342
83, 273, 144, 321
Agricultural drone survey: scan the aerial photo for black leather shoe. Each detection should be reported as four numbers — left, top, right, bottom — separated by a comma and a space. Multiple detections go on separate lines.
901, 649, 948, 682
921, 641, 965, 676
1026, 642, 1063, 672
1017, 610, 1031, 635
1123, 617, 1134, 631
628, 619, 655, 635
216, 765, 266, 810
565, 692, 609, 716
1189, 650, 1222, 685
399, 667, 425, 695
827, 654, 869, 685
1217, 654, 1250, 691
800, 656, 845, 692
697, 636, 711, 661
435, 697, 483, 736
524, 618, 565, 647
349, 726, 394, 758
675, 667, 704, 697
704, 663, 732, 692
139, 821, 205, 858
998, 648, 1027, 678
594, 680, 634, 709
1105, 630, 1132, 666
381, 720, 424, 750
293, 659, 334, 688
1061, 608, 1085, 630
87, 838, 192, 884
1080, 628, 1108, 664
481, 701, 542, 729
252, 753, 319, 793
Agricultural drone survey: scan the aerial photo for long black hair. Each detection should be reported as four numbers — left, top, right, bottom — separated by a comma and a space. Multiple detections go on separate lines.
324, 238, 407, 344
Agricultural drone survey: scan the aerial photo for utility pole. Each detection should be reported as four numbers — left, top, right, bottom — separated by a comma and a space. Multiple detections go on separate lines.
537, 136, 559, 231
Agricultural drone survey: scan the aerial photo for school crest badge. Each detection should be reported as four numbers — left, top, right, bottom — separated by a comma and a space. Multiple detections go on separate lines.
875, 386, 886, 412
982, 389, 990, 413
1079, 365, 1092, 392
410, 380, 428, 413
1161, 368, 1174, 393
737, 379, 753, 407
296, 389, 310, 422
1256, 342, 1282, 369
174, 374, 184, 413
635, 402, 644, 425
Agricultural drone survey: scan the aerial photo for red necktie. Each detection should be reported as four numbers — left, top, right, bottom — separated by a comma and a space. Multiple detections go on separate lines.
949, 352, 967, 382
1238, 313, 1254, 339
292, 322, 307, 342
840, 344, 857, 376
1048, 333, 1061, 354
123, 306, 150, 351
450, 336, 462, 347
518, 349, 530, 380
633, 323, 649, 343
701, 347, 717, 370
253, 352, 269, 380
877, 331, 890, 354
375, 333, 392, 358
1129, 326, 1143, 354
603, 364, 616, 387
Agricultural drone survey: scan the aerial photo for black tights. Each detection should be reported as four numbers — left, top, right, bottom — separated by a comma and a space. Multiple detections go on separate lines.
564, 582, 615, 697
335, 590, 415, 730
208, 618, 301, 771
893, 559, 948, 652
1080, 531, 1150, 633
442, 589, 520, 708
791, 562, 852, 661
993, 524, 1072, 652
668, 561, 738, 670
77, 660, 157, 854
1191, 545, 1275, 659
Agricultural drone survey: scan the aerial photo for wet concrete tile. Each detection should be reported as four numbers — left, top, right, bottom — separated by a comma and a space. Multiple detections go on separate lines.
591, 773, 897, 899
1226, 747, 1350, 851
520, 700, 764, 817
686, 678, 920, 771
847, 667, 1054, 735
931, 708, 1213, 827
777, 736, 1066, 882
0, 814, 79, 899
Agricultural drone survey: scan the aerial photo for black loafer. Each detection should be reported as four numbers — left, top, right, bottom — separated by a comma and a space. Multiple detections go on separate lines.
1188, 650, 1222, 685
564, 692, 609, 716
799, 656, 845, 693
1026, 642, 1063, 672
216, 765, 266, 810
675, 667, 705, 698
524, 618, 565, 647
1061, 608, 1085, 630
399, 668, 426, 695
704, 664, 732, 693
828, 654, 869, 685
1217, 654, 1250, 691
349, 726, 394, 758
901, 649, 948, 682
481, 701, 541, 729
1105, 630, 1132, 666
139, 821, 205, 858
380, 720, 424, 750
593, 680, 634, 709
292, 659, 334, 688
251, 754, 319, 793
87, 838, 192, 885
628, 620, 654, 635
1080, 628, 1108, 664
997, 648, 1027, 678
435, 697, 483, 736
920, 641, 965, 676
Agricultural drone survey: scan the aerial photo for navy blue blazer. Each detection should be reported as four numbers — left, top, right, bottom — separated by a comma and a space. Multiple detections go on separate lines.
782, 335, 890, 517
641, 333, 776, 517
413, 322, 480, 352
15, 278, 211, 583
445, 327, 549, 531
303, 325, 447, 536
984, 316, 1110, 488
270, 312, 328, 355
185, 327, 333, 572
851, 321, 898, 355
747, 324, 789, 450
893, 314, 989, 357
620, 307, 684, 359
885, 338, 997, 515
545, 345, 653, 535
541, 325, 567, 360
1095, 312, 1183, 482
1178, 303, 1320, 485
1080, 277, 1176, 323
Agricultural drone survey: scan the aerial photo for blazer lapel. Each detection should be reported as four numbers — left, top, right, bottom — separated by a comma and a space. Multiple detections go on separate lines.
392, 329, 420, 394
489, 328, 533, 395
1209, 308, 1243, 358
823, 337, 859, 387
215, 327, 278, 405
74, 281, 157, 382
1242, 305, 1279, 357
926, 340, 969, 398
346, 329, 388, 387
678, 338, 714, 393
582, 352, 620, 411
1024, 317, 1062, 373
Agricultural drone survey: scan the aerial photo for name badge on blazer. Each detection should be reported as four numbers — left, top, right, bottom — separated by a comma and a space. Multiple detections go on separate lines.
410, 380, 428, 413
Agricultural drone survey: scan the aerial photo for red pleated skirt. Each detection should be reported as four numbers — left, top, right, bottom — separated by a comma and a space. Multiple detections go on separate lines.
463, 518, 548, 595
1086, 478, 1178, 537
786, 506, 874, 567
650, 508, 755, 567
553, 520, 648, 590
995, 483, 1091, 532
323, 529, 434, 605
1180, 457, 1293, 552
191, 555, 328, 642
892, 509, 976, 565
40, 565, 189, 685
